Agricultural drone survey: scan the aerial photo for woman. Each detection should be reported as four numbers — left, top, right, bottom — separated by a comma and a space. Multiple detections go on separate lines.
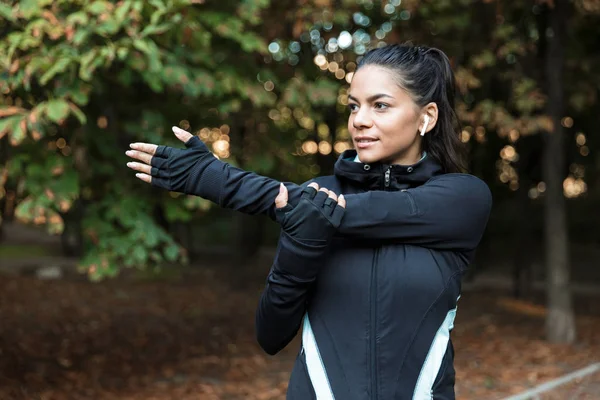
126, 44, 492, 399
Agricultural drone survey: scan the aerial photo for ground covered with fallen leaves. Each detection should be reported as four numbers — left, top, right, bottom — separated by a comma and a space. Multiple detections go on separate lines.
0, 265, 598, 400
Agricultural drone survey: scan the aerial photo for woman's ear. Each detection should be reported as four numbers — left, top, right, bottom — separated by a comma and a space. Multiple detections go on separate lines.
420, 103, 438, 136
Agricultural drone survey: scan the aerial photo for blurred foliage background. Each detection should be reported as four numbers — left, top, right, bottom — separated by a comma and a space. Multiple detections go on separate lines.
1, 0, 600, 346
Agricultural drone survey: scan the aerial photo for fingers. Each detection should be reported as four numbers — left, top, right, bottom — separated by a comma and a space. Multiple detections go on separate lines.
135, 173, 152, 184
275, 183, 288, 209
127, 161, 151, 175
301, 183, 318, 200
301, 182, 345, 215
331, 202, 345, 223
126, 149, 153, 165
313, 188, 330, 206
327, 191, 338, 202
313, 187, 344, 217
129, 142, 158, 156
172, 126, 194, 143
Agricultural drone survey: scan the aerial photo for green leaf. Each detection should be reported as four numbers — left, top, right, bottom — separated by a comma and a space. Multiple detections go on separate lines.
150, 9, 166, 25
97, 17, 121, 35
70, 89, 90, 106
72, 30, 90, 46
0, 115, 21, 138
68, 104, 87, 125
148, 0, 166, 11
141, 23, 171, 37
40, 57, 72, 85
132, 246, 147, 264
46, 100, 70, 123
164, 244, 179, 262
114, 1, 132, 23
67, 11, 89, 26
133, 39, 153, 55
9, 117, 26, 145
14, 198, 34, 221
144, 229, 159, 247
0, 3, 14, 21
79, 49, 98, 81
117, 47, 129, 60
19, 0, 45, 18
87, 1, 112, 15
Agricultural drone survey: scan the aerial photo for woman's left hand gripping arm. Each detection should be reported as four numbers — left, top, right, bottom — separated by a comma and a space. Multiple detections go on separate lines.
255, 183, 346, 355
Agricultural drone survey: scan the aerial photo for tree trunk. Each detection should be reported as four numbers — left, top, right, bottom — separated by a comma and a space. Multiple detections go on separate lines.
542, 0, 576, 344
0, 134, 8, 241
60, 199, 84, 257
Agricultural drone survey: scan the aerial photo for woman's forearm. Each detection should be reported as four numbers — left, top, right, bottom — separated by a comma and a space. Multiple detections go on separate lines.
186, 155, 303, 221
255, 232, 329, 355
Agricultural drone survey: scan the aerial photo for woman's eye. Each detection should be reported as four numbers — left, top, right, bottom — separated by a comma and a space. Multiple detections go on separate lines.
374, 102, 389, 110
348, 103, 358, 112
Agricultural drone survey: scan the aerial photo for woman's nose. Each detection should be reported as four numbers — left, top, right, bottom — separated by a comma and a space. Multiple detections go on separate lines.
353, 108, 373, 129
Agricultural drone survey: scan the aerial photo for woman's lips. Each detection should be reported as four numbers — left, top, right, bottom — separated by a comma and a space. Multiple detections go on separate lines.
355, 139, 379, 149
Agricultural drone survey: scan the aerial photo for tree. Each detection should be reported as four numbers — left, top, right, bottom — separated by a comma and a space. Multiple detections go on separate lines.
541, 0, 576, 344
0, 0, 340, 279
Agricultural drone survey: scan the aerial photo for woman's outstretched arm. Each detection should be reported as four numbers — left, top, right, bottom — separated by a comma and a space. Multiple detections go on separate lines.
127, 126, 301, 220
127, 127, 491, 252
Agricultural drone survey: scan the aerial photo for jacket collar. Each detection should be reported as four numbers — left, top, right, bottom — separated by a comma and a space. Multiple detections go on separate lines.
333, 150, 443, 190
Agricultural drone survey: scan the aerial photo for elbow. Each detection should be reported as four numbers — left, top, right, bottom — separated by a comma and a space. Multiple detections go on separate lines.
255, 308, 284, 356
255, 328, 285, 355
258, 339, 283, 356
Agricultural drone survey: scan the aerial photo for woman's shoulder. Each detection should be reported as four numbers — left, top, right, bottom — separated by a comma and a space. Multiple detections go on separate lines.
428, 172, 492, 200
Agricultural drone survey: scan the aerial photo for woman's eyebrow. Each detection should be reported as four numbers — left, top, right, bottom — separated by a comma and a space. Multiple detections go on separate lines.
347, 93, 394, 102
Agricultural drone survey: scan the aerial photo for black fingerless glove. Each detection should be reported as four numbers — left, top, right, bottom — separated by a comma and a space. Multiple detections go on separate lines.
150, 136, 215, 194
276, 186, 345, 243
273, 186, 345, 280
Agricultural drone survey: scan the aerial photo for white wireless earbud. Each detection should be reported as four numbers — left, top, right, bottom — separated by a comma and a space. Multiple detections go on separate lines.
420, 115, 430, 137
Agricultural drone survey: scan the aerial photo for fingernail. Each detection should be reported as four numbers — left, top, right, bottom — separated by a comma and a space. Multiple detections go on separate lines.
279, 183, 284, 193
135, 173, 141, 178
126, 162, 131, 167
126, 150, 132, 155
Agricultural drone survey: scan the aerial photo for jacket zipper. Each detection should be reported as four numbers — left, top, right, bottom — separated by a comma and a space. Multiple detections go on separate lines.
384, 166, 392, 188
369, 166, 391, 399
369, 249, 379, 400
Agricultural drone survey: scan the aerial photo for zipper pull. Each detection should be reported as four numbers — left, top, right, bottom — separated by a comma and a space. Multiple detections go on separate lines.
384, 166, 391, 188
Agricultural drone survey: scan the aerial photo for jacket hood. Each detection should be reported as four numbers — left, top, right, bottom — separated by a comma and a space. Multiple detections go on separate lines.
333, 149, 443, 190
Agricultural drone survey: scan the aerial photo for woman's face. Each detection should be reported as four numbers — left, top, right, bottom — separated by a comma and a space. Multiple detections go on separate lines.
347, 65, 424, 166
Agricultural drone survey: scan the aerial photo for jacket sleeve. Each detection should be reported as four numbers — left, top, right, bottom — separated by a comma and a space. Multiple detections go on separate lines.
255, 232, 328, 355
184, 152, 302, 220
189, 155, 491, 251
338, 174, 493, 252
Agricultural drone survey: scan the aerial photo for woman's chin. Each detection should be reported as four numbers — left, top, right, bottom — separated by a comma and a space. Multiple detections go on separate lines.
356, 150, 382, 164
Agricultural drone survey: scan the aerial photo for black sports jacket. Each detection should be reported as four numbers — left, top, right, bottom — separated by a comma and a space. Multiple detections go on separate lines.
150, 137, 492, 399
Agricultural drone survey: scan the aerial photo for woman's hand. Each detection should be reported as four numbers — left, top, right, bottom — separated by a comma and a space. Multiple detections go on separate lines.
274, 182, 346, 243
126, 126, 212, 193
